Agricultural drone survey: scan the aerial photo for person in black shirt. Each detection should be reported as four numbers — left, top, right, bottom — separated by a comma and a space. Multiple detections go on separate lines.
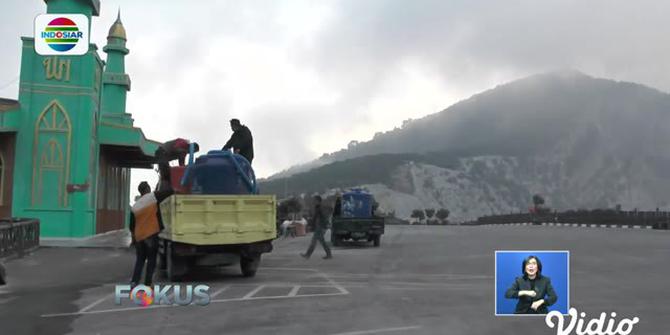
333, 193, 342, 218
222, 119, 254, 164
301, 195, 333, 259
504, 255, 558, 314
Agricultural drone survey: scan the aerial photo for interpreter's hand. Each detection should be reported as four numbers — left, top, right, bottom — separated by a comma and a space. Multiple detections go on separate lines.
519, 290, 536, 297
531, 299, 545, 311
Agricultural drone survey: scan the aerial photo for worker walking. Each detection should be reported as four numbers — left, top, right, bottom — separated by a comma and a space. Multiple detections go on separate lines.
301, 195, 333, 260
222, 118, 254, 164
130, 180, 174, 287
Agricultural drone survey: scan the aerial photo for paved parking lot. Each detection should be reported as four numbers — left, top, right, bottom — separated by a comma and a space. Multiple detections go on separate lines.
1, 225, 668, 335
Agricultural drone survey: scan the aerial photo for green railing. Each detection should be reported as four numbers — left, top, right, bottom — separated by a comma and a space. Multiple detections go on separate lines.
0, 218, 40, 259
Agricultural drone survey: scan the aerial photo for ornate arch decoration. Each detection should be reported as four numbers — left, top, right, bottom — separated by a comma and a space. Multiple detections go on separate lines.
31, 100, 72, 207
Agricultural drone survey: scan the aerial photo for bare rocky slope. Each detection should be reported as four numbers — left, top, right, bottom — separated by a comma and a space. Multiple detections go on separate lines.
260, 71, 670, 221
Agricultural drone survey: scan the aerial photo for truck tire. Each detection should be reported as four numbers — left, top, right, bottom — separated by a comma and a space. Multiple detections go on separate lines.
166, 242, 188, 281
373, 235, 381, 247
241, 255, 260, 277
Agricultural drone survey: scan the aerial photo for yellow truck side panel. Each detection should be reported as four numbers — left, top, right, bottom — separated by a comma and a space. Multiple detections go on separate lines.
160, 194, 277, 245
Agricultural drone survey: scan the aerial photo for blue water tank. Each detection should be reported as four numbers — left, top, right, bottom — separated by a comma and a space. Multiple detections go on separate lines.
189, 150, 256, 194
341, 189, 373, 218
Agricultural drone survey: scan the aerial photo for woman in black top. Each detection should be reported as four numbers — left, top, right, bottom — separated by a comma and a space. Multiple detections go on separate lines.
504, 255, 558, 314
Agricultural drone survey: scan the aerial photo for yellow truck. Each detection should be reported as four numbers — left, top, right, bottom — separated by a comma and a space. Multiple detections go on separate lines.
158, 194, 276, 280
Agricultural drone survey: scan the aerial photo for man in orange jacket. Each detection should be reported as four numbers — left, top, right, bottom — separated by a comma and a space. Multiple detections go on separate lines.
129, 180, 173, 287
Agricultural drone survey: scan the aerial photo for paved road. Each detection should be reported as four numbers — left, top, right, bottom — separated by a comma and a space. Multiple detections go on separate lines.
1, 225, 668, 335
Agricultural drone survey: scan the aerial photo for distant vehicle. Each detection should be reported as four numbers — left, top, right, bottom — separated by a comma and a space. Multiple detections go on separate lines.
331, 189, 385, 247
158, 148, 276, 280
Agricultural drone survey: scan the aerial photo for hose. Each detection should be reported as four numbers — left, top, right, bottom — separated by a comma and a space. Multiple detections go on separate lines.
224, 151, 257, 194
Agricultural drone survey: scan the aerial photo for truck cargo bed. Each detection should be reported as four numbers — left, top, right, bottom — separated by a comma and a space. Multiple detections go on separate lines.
159, 194, 276, 245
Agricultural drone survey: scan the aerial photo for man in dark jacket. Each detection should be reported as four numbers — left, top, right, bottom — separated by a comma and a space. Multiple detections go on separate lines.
301, 195, 333, 259
222, 119, 254, 164
333, 193, 342, 218
129, 180, 174, 287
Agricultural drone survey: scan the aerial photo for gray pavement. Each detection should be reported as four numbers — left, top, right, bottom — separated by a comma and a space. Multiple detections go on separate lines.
39, 229, 131, 248
0, 225, 668, 335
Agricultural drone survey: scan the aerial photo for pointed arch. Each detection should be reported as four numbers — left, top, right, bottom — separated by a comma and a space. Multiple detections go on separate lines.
32, 100, 72, 207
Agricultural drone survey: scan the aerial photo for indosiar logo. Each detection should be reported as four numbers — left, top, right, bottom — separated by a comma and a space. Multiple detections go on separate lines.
34, 14, 89, 55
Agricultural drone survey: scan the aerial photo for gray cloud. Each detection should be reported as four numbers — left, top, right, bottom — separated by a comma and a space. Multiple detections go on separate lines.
301, 0, 670, 92
2, 0, 670, 182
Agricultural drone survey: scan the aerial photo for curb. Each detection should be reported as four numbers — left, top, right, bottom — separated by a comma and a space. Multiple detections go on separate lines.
40, 229, 131, 248
482, 222, 659, 230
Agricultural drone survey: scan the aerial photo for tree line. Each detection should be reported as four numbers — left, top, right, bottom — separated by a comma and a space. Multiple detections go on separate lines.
410, 208, 450, 225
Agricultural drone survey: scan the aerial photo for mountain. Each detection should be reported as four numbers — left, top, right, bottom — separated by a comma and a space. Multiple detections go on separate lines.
259, 71, 670, 220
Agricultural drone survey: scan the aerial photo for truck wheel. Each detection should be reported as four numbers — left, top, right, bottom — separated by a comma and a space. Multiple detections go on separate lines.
166, 242, 187, 281
241, 255, 260, 277
373, 235, 381, 247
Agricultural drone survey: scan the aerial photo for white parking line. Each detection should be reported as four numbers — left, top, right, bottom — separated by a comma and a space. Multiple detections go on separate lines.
287, 285, 301, 297
42, 290, 348, 318
262, 267, 351, 295
330, 326, 422, 335
214, 292, 346, 303
79, 294, 111, 313
317, 271, 350, 295
42, 267, 352, 318
210, 285, 230, 298
242, 285, 266, 299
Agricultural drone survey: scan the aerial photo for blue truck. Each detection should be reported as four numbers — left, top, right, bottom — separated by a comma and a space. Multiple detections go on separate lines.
330, 189, 385, 247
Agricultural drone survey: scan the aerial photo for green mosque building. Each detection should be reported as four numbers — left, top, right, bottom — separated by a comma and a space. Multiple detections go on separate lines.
0, 0, 160, 240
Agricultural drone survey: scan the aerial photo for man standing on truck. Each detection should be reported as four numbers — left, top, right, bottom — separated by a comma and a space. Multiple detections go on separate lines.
301, 195, 333, 260
333, 192, 342, 218
130, 180, 174, 287
222, 118, 254, 164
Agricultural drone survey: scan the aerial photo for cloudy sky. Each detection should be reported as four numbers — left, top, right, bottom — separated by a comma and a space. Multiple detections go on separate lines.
2, 0, 670, 190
